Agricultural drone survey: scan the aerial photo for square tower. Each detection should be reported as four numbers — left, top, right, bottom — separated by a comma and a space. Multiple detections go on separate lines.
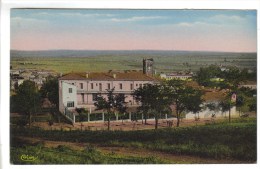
143, 58, 154, 76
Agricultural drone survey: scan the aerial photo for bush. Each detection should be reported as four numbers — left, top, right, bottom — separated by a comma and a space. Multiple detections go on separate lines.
16, 118, 28, 127
75, 108, 89, 122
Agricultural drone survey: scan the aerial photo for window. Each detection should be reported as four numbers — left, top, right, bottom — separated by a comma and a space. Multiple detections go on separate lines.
136, 84, 138, 87
67, 101, 74, 107
72, 83, 74, 85
81, 94, 84, 103
80, 83, 83, 89
119, 83, 123, 90
91, 83, 94, 89
107, 83, 111, 89
69, 88, 72, 93
92, 93, 98, 101
99, 83, 102, 91
130, 84, 133, 90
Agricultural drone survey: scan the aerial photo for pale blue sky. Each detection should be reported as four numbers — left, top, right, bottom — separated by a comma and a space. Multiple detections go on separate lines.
11, 9, 257, 52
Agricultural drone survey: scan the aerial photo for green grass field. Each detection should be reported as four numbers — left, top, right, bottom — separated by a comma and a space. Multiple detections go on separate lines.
11, 144, 168, 164
10, 51, 257, 73
11, 118, 256, 164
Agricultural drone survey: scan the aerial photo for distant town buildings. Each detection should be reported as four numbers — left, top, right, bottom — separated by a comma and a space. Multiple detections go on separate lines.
10, 68, 57, 90
160, 72, 193, 81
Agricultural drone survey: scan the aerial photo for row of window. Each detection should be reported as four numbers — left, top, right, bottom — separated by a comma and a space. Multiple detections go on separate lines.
71, 82, 145, 91
68, 93, 133, 107
83, 93, 127, 102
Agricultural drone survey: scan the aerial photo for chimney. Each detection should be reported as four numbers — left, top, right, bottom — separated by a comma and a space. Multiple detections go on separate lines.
113, 73, 116, 79
86, 73, 89, 78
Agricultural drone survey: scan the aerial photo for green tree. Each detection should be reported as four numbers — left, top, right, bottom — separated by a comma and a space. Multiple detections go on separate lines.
248, 97, 256, 112
236, 95, 245, 116
165, 80, 204, 127
206, 102, 220, 122
195, 65, 221, 86
222, 67, 243, 89
219, 92, 236, 123
94, 88, 127, 131
133, 84, 171, 129
133, 84, 153, 125
206, 102, 221, 116
40, 76, 59, 108
75, 108, 89, 122
10, 80, 41, 127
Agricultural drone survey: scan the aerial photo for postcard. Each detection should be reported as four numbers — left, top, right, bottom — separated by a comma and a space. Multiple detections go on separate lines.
0, 1, 259, 169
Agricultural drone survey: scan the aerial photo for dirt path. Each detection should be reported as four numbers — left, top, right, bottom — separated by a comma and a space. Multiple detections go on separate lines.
17, 136, 245, 164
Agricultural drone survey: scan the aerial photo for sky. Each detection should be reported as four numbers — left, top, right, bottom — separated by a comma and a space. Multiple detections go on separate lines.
11, 9, 257, 52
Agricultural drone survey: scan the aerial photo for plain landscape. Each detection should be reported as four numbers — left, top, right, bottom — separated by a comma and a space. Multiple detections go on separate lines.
11, 50, 256, 73
10, 50, 257, 164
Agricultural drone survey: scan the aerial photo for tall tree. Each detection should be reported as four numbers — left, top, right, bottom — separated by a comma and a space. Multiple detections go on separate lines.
133, 83, 171, 129
236, 95, 245, 116
40, 76, 59, 108
195, 65, 222, 86
165, 80, 204, 127
94, 88, 127, 130
10, 80, 41, 127
206, 102, 220, 115
219, 92, 236, 123
248, 97, 256, 112
223, 67, 245, 89
133, 84, 153, 125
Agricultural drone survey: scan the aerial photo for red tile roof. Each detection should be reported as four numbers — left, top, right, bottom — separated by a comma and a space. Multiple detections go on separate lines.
59, 71, 159, 81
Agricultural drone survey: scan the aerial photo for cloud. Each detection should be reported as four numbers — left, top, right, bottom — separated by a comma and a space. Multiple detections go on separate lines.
21, 11, 115, 19
11, 11, 116, 22
110, 16, 166, 22
176, 22, 193, 27
206, 14, 246, 24
174, 21, 215, 29
58, 12, 115, 18
11, 17, 49, 25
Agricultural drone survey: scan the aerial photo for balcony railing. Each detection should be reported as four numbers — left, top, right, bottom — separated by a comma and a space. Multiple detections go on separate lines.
77, 89, 133, 94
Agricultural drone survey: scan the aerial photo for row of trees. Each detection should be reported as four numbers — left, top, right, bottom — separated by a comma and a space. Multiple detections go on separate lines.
95, 78, 256, 130
95, 79, 204, 130
195, 65, 256, 121
10, 76, 59, 127
195, 65, 256, 88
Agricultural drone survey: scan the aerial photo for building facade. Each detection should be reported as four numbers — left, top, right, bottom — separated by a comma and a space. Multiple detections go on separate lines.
59, 60, 158, 122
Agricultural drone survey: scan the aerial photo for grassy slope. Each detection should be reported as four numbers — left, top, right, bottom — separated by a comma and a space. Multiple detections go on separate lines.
11, 118, 256, 164
11, 144, 168, 164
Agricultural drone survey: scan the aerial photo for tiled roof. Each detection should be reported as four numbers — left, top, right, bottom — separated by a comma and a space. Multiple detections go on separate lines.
59, 71, 159, 81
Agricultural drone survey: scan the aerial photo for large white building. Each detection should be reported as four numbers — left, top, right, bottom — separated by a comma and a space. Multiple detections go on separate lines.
59, 59, 159, 122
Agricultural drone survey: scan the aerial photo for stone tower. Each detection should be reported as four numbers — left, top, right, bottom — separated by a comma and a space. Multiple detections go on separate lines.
143, 58, 154, 76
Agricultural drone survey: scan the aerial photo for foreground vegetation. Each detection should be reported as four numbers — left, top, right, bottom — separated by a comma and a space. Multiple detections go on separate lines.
11, 118, 256, 164
11, 144, 167, 164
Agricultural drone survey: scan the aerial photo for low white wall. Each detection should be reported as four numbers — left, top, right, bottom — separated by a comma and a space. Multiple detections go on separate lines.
185, 106, 238, 119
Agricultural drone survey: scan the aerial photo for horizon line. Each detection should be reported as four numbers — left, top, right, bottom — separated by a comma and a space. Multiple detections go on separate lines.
10, 49, 257, 54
